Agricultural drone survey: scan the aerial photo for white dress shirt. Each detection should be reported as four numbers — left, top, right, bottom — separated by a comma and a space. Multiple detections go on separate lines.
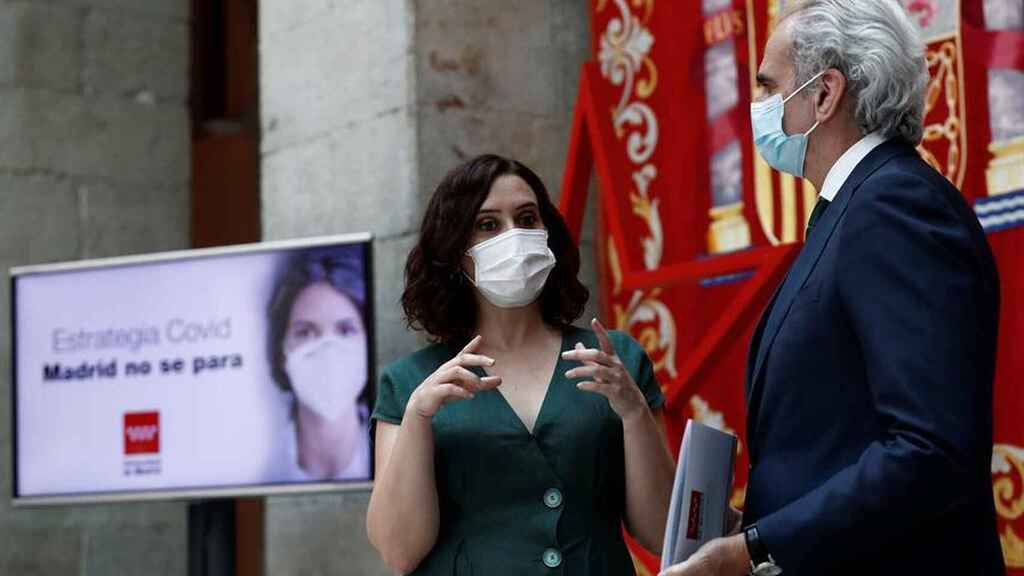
818, 132, 888, 202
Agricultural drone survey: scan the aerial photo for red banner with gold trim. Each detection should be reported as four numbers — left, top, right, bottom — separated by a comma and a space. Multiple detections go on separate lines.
560, 1, 1024, 574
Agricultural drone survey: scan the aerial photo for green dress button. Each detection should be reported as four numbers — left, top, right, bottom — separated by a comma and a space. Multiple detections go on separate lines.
543, 488, 563, 509
543, 548, 562, 568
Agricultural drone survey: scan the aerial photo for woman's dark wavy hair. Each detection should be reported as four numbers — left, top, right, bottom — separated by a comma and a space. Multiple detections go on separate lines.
402, 154, 589, 346
267, 246, 373, 418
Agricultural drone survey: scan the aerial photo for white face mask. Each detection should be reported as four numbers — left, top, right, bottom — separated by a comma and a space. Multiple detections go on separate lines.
284, 335, 367, 421
465, 228, 557, 309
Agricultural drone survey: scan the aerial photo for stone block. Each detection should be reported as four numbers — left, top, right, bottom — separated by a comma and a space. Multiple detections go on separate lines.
259, 0, 412, 151
60, 501, 187, 529
81, 523, 187, 576
413, 0, 588, 210
0, 526, 82, 576
0, 171, 82, 266
416, 106, 573, 205
0, 89, 189, 185
415, 0, 588, 119
68, 0, 189, 21
0, 2, 83, 92
78, 179, 190, 259
265, 491, 390, 576
261, 110, 419, 241
83, 10, 189, 103
371, 233, 422, 367
259, 0, 334, 37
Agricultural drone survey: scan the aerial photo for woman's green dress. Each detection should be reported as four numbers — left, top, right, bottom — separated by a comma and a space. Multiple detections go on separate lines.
372, 326, 664, 575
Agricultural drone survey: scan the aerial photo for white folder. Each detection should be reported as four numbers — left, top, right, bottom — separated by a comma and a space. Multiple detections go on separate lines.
660, 419, 738, 570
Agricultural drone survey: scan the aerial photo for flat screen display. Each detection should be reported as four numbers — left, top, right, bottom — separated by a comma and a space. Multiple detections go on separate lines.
10, 234, 375, 505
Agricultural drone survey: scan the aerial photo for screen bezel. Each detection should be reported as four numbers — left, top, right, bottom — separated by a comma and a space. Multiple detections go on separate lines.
10, 233, 377, 507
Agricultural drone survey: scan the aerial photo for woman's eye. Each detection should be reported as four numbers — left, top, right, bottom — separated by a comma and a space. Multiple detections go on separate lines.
477, 219, 497, 232
292, 325, 317, 340
518, 213, 538, 227
337, 320, 358, 336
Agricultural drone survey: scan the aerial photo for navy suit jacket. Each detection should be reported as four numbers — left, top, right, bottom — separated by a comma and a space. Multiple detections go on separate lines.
743, 139, 1005, 575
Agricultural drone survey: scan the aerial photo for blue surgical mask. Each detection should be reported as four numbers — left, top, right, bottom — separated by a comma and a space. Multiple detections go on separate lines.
750, 71, 825, 177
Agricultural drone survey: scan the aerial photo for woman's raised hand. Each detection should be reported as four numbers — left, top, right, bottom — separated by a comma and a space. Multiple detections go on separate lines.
562, 318, 649, 422
407, 335, 502, 419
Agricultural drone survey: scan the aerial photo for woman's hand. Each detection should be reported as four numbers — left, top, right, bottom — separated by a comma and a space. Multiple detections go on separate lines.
407, 335, 502, 419
562, 318, 650, 422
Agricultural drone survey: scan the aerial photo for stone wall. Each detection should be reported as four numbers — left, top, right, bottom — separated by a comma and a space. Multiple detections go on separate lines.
0, 0, 191, 573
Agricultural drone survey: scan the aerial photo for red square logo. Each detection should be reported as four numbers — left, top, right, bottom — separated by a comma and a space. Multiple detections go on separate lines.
124, 411, 160, 455
686, 490, 704, 540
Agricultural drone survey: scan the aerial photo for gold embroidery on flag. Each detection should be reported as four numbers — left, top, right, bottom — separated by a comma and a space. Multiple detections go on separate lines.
993, 444, 1024, 567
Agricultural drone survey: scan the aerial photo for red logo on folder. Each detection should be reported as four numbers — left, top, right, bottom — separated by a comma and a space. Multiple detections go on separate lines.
124, 411, 160, 455
686, 490, 704, 540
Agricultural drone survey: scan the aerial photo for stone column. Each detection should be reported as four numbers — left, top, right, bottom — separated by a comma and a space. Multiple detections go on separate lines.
0, 0, 190, 573
258, 1, 418, 574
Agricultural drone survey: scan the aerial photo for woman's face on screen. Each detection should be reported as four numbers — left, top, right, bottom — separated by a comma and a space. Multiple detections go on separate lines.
282, 281, 368, 421
283, 281, 364, 353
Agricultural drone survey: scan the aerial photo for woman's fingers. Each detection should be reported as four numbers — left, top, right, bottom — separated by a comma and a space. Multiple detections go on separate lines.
561, 347, 615, 366
438, 366, 502, 393
441, 336, 495, 370
443, 366, 486, 391
564, 364, 617, 382
419, 372, 498, 416
436, 383, 474, 401
590, 318, 618, 357
576, 380, 614, 397
416, 337, 496, 417
457, 353, 496, 368
460, 334, 483, 355
479, 375, 502, 389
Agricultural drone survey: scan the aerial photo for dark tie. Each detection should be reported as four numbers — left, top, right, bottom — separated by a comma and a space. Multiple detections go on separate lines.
806, 197, 831, 237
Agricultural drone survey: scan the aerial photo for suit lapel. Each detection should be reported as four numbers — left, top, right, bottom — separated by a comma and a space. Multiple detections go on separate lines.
747, 140, 910, 409
746, 282, 780, 401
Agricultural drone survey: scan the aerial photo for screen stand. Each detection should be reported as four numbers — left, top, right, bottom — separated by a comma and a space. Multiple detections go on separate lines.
188, 500, 236, 576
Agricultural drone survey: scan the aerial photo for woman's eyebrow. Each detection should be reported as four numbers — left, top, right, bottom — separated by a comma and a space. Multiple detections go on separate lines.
477, 202, 538, 216
288, 318, 316, 329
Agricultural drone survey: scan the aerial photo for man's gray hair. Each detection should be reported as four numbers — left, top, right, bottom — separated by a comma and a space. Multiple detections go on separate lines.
782, 0, 930, 144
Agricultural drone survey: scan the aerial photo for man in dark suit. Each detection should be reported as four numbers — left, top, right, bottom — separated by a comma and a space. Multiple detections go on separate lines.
661, 1, 1004, 575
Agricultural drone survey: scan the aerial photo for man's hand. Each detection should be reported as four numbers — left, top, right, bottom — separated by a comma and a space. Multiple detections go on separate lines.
658, 534, 750, 576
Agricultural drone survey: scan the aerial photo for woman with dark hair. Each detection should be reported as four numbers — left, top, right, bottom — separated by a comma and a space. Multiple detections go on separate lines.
367, 154, 674, 574
267, 247, 372, 481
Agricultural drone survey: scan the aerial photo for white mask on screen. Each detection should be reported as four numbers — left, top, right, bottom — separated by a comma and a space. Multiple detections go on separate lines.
285, 335, 367, 421
465, 228, 557, 309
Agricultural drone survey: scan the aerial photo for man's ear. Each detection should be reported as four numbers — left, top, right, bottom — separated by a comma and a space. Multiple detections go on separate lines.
815, 68, 848, 124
